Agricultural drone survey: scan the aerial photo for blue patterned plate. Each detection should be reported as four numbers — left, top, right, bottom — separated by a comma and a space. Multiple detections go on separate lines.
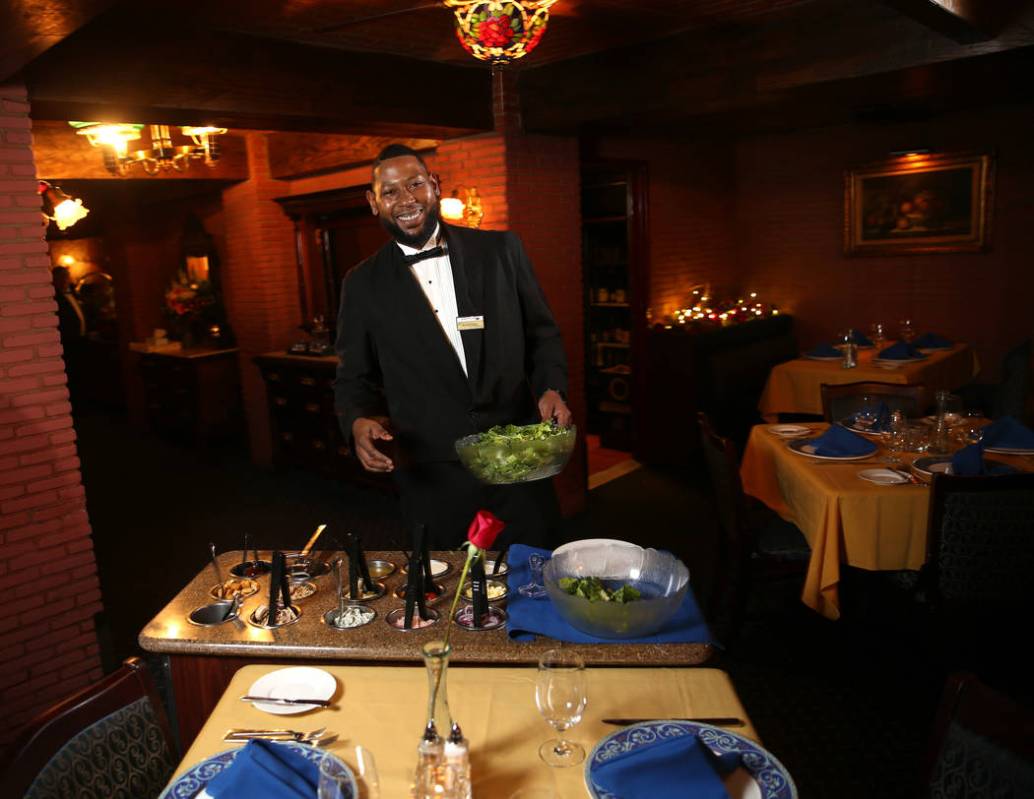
159, 741, 356, 799
585, 720, 796, 799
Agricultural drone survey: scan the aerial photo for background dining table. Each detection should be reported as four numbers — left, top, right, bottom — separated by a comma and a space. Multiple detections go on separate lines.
740, 423, 1029, 620
758, 343, 978, 421
168, 663, 759, 798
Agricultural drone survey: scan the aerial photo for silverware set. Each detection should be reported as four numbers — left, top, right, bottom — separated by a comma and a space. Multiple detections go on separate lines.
223, 726, 338, 745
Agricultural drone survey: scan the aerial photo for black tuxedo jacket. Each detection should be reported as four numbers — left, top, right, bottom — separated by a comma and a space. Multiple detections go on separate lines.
334, 223, 568, 463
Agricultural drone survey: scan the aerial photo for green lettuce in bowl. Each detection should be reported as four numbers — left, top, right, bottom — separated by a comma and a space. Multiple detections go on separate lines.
455, 422, 576, 484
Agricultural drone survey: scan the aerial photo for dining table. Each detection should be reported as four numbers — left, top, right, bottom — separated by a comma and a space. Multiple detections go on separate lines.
739, 422, 1031, 620
166, 662, 761, 798
758, 342, 978, 421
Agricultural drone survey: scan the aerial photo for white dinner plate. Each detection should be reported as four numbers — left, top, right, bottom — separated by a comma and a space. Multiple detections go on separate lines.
917, 346, 953, 353
872, 357, 926, 366
801, 354, 841, 361
769, 424, 811, 438
984, 446, 1034, 455
247, 666, 336, 715
838, 419, 890, 437
858, 468, 909, 485
586, 720, 796, 799
787, 438, 877, 460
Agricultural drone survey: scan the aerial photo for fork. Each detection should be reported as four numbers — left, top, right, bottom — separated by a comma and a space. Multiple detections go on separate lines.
224, 726, 329, 743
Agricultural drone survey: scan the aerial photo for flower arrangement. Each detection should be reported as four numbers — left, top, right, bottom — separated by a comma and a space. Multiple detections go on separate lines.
163, 270, 222, 346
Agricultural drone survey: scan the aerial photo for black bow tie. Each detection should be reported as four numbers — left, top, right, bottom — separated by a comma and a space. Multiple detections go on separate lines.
402, 245, 446, 265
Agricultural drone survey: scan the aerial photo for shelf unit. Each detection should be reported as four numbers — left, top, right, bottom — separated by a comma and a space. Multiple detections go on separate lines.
581, 162, 648, 451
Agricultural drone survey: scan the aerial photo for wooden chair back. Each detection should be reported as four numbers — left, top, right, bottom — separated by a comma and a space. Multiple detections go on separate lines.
820, 381, 927, 422
696, 411, 751, 554
0, 657, 177, 799
923, 672, 1034, 797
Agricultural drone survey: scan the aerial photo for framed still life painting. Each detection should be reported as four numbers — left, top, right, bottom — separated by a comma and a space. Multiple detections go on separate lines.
844, 151, 994, 255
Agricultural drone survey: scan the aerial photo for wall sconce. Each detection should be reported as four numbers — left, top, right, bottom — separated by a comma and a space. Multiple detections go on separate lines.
439, 186, 484, 228
38, 181, 89, 231
69, 121, 227, 176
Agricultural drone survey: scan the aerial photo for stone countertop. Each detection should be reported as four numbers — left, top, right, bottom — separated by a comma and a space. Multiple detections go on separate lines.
139, 551, 713, 666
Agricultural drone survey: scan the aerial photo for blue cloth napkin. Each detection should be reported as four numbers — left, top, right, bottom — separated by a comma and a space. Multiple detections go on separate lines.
878, 341, 924, 360
980, 416, 1034, 450
809, 425, 876, 457
505, 544, 713, 644
206, 740, 319, 799
848, 330, 873, 346
950, 443, 986, 476
912, 332, 953, 349
592, 733, 740, 799
805, 342, 841, 358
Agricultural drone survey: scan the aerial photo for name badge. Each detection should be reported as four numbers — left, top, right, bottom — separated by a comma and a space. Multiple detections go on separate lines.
456, 315, 484, 331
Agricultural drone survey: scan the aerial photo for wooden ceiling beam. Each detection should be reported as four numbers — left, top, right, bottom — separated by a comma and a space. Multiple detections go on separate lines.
520, 0, 1034, 133
0, 0, 117, 81
881, 0, 1029, 43
23, 22, 492, 137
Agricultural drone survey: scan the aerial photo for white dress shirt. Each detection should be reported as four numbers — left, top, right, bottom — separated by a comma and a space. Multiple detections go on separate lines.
397, 225, 468, 375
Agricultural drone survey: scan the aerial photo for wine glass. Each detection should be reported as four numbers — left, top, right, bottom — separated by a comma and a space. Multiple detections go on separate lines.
854, 395, 877, 429
534, 650, 587, 767
870, 322, 886, 350
320, 746, 380, 799
518, 554, 548, 599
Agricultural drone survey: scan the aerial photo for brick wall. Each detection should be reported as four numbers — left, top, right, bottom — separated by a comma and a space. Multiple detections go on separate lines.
735, 103, 1034, 377
221, 133, 299, 464
0, 81, 103, 748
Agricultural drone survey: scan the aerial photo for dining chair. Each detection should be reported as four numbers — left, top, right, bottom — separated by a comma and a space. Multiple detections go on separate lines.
0, 657, 178, 799
697, 412, 811, 645
819, 381, 927, 422
918, 472, 1034, 688
957, 338, 1031, 421
921, 672, 1034, 798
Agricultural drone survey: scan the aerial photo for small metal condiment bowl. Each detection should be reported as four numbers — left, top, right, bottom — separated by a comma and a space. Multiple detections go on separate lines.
284, 553, 330, 580
246, 604, 303, 629
344, 581, 386, 603
229, 560, 271, 578
209, 579, 260, 601
400, 559, 451, 579
385, 607, 440, 631
483, 559, 509, 577
288, 581, 319, 601
460, 579, 509, 604
188, 601, 239, 627
323, 606, 377, 630
393, 582, 446, 606
367, 559, 396, 579
453, 604, 507, 631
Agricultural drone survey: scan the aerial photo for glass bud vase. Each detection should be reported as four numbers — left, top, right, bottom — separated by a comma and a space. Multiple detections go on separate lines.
421, 640, 453, 741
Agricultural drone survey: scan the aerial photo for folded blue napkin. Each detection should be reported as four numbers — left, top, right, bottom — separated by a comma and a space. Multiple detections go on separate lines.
805, 342, 841, 358
505, 544, 713, 645
592, 733, 740, 799
206, 740, 319, 799
980, 416, 1034, 450
808, 425, 876, 457
878, 341, 924, 360
912, 332, 953, 349
848, 330, 873, 346
950, 443, 986, 476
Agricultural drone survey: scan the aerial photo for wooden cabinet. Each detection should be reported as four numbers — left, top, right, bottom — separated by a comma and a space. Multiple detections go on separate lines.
135, 348, 242, 446
581, 162, 648, 451
254, 353, 392, 491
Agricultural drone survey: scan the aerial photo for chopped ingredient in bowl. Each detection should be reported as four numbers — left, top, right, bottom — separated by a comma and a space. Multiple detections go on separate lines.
457, 422, 574, 483
558, 576, 642, 603
211, 578, 259, 599
328, 606, 375, 629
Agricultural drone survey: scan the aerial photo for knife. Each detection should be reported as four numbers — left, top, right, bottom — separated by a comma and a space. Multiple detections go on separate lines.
240, 695, 333, 706
602, 717, 745, 727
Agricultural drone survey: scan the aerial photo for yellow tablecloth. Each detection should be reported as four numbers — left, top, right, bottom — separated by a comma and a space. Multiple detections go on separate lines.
740, 423, 1028, 621
170, 663, 758, 798
758, 343, 978, 420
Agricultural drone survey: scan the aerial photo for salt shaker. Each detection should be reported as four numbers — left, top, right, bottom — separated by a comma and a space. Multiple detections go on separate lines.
841, 332, 857, 369
443, 722, 471, 799
414, 721, 444, 799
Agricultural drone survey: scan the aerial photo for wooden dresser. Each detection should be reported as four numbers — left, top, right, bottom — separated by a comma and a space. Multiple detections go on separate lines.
135, 347, 243, 447
253, 352, 392, 491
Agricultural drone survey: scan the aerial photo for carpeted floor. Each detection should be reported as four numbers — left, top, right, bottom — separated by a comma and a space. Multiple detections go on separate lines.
76, 405, 950, 799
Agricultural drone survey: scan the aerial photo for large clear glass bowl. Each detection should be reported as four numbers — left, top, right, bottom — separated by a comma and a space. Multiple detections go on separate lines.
542, 539, 690, 639
455, 424, 576, 484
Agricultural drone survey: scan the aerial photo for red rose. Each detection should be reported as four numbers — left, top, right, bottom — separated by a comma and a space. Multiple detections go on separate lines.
467, 509, 505, 550
477, 15, 514, 48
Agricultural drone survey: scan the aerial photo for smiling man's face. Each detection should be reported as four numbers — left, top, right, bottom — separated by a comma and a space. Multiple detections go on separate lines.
367, 155, 441, 247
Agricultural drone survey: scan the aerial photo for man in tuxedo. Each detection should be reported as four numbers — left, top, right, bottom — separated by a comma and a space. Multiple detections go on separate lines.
334, 144, 572, 549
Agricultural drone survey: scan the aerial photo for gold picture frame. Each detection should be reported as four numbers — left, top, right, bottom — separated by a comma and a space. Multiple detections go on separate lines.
844, 151, 993, 255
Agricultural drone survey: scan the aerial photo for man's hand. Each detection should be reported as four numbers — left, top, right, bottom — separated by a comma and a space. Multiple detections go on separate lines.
352, 417, 395, 472
538, 389, 572, 427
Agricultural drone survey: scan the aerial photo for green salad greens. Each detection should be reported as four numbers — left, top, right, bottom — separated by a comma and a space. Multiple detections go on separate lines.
456, 421, 574, 483
557, 576, 642, 604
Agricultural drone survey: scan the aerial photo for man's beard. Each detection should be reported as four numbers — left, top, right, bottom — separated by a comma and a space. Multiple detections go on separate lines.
379, 203, 440, 248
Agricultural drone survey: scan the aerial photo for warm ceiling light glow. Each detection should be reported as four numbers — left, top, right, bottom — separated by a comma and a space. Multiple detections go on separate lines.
69, 121, 227, 175
38, 181, 89, 231
440, 196, 466, 222
440, 186, 484, 228
59, 255, 76, 267
444, 0, 557, 64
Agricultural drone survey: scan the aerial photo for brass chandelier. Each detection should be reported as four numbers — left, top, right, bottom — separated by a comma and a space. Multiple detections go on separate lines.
69, 122, 227, 176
